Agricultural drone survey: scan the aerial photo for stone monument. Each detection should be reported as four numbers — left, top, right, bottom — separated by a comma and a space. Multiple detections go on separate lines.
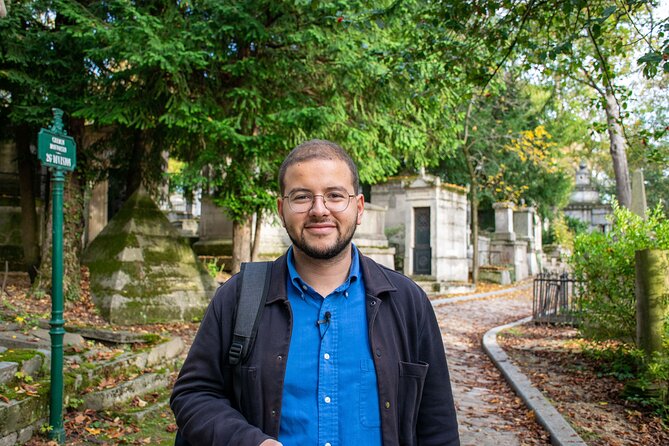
564, 162, 611, 232
513, 205, 541, 275
83, 188, 216, 325
488, 202, 529, 282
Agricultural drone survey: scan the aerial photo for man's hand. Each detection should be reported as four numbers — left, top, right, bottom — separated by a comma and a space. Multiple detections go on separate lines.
259, 440, 282, 446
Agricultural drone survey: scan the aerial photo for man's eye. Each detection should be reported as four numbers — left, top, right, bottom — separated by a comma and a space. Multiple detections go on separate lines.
291, 194, 312, 202
326, 192, 346, 201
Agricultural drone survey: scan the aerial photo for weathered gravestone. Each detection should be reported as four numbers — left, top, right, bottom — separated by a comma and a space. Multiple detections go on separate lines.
83, 189, 216, 325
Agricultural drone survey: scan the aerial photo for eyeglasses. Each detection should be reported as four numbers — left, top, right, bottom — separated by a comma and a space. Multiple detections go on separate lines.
283, 190, 356, 213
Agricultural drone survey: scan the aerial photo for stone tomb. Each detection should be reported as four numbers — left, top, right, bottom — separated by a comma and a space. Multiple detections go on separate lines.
488, 202, 529, 282
513, 206, 541, 275
371, 173, 469, 285
83, 189, 216, 325
564, 162, 611, 233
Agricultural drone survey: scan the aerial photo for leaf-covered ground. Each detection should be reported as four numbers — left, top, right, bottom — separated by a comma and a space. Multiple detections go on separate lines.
1, 270, 195, 445
498, 324, 668, 446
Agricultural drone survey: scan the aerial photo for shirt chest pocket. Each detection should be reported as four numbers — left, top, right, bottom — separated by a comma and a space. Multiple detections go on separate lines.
359, 359, 381, 428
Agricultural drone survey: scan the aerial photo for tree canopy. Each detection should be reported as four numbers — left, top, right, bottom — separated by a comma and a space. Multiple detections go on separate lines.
1, 0, 667, 273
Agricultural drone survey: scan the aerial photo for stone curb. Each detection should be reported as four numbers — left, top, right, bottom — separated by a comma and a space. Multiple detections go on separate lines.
482, 317, 587, 446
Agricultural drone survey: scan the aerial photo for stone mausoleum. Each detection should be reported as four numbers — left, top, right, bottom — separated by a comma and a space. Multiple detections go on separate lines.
370, 172, 470, 291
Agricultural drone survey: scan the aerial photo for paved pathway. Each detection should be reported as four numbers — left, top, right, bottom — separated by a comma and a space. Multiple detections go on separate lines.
433, 283, 550, 446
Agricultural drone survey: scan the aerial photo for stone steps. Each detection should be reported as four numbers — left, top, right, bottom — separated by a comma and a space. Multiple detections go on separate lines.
0, 332, 184, 445
82, 364, 176, 411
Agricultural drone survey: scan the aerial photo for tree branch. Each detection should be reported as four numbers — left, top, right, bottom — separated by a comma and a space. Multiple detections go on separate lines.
480, 0, 537, 93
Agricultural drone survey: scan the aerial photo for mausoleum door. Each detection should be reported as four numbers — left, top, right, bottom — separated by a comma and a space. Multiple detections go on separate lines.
413, 207, 431, 275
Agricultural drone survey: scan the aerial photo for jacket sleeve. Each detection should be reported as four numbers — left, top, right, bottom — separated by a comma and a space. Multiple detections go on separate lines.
170, 278, 272, 446
416, 295, 460, 446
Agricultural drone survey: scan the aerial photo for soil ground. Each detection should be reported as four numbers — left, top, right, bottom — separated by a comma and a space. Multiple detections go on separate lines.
1, 271, 667, 445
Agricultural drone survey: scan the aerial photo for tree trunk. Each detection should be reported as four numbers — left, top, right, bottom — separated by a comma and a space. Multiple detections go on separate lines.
635, 249, 669, 355
16, 125, 40, 282
470, 184, 480, 284
462, 100, 479, 283
251, 212, 263, 262
126, 129, 147, 198
231, 217, 253, 274
603, 88, 632, 208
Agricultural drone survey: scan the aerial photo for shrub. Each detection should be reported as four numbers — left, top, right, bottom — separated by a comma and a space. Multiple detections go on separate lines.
570, 202, 669, 343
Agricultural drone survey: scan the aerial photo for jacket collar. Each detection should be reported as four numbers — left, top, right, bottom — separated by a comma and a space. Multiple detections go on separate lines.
265, 246, 396, 304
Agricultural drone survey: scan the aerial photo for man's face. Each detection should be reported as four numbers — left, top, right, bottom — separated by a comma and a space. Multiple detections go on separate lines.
278, 158, 364, 260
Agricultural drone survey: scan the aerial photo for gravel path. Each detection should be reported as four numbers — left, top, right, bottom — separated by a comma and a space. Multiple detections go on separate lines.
433, 283, 551, 446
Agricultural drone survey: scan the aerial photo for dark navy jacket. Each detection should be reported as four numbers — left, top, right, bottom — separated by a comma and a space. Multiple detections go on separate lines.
170, 250, 460, 446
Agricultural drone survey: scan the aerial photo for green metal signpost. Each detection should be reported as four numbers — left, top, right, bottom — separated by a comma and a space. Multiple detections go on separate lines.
37, 108, 76, 444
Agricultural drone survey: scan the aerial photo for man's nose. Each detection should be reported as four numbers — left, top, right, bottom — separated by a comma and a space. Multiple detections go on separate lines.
309, 195, 330, 215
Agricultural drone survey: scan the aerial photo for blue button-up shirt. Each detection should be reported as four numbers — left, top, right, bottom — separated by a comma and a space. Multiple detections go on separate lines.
278, 246, 382, 446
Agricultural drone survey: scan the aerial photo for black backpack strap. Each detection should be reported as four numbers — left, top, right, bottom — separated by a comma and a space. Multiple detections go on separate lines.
175, 261, 272, 446
230, 261, 272, 405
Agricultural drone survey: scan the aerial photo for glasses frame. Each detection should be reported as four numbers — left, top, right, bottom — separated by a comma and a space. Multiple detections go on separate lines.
283, 191, 357, 214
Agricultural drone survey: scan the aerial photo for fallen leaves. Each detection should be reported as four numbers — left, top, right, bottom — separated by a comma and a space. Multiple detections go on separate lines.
499, 324, 669, 446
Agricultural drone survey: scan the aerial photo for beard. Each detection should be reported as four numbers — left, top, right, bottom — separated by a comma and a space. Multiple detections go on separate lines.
287, 219, 357, 260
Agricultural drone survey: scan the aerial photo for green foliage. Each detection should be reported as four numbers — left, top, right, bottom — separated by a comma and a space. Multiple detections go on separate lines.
565, 215, 591, 236
546, 213, 575, 251
638, 22, 669, 78
437, 76, 572, 222
203, 258, 222, 279
570, 202, 669, 342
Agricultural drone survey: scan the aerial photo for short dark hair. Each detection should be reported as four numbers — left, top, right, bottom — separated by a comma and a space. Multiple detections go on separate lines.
278, 139, 360, 195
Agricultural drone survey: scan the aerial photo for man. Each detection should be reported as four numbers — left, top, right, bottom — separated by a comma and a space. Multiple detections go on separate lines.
170, 139, 460, 446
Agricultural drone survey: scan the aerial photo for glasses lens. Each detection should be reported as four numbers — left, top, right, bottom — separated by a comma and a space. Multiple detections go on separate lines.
323, 191, 350, 212
287, 191, 353, 213
288, 192, 314, 213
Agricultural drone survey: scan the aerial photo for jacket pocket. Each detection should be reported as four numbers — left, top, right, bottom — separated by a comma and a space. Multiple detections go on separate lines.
360, 359, 381, 428
239, 366, 259, 425
398, 361, 429, 445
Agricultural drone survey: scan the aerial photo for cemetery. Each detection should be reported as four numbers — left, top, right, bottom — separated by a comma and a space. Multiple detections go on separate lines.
1, 132, 668, 444
1, 1, 668, 444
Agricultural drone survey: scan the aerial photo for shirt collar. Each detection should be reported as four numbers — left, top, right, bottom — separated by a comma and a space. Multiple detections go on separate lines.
286, 244, 360, 298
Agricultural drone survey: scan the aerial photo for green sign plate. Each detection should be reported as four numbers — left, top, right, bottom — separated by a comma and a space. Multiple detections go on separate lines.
38, 129, 76, 171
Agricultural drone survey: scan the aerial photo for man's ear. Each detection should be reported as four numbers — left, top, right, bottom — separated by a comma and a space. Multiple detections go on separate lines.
356, 194, 365, 225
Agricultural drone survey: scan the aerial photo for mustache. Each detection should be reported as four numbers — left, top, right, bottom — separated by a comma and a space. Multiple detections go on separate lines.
304, 218, 337, 225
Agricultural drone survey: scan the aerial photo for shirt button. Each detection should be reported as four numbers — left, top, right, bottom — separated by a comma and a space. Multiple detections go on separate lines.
376, 348, 382, 357
302, 285, 307, 291
324, 353, 330, 360
385, 401, 391, 409
325, 443, 332, 446
344, 291, 349, 297
324, 396, 331, 403
370, 300, 376, 306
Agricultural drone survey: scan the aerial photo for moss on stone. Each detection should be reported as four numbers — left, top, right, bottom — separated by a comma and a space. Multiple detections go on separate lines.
83, 189, 214, 324
0, 349, 43, 365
